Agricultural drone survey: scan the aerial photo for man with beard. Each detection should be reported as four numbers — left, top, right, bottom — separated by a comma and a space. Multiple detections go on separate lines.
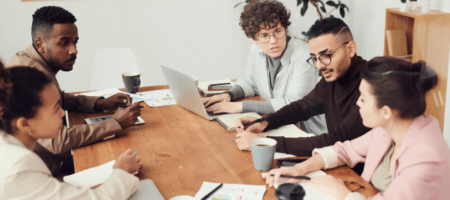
235, 18, 371, 161
7, 6, 142, 176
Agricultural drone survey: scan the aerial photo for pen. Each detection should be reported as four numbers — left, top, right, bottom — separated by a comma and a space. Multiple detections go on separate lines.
269, 174, 311, 180
118, 105, 144, 108
209, 83, 231, 86
237, 117, 267, 129
131, 151, 139, 156
201, 183, 223, 200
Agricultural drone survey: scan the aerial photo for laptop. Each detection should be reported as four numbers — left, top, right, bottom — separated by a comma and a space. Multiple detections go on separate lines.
161, 65, 226, 120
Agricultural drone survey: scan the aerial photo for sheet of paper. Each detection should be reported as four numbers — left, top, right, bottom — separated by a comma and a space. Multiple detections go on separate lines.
258, 124, 315, 159
63, 160, 115, 188
194, 182, 266, 200
265, 170, 335, 200
78, 88, 123, 97
128, 179, 165, 200
77, 88, 146, 103
138, 89, 177, 107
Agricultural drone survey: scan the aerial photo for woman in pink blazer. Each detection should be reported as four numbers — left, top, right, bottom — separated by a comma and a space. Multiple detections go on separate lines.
265, 56, 450, 200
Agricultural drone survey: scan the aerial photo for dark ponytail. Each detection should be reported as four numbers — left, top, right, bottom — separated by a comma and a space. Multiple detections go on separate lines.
362, 56, 438, 119
411, 61, 438, 94
0, 59, 52, 133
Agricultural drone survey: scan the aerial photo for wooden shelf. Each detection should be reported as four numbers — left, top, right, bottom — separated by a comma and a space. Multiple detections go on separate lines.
384, 8, 450, 131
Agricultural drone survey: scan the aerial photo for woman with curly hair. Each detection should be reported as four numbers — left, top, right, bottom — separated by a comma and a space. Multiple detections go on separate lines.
0, 59, 143, 199
204, 0, 326, 135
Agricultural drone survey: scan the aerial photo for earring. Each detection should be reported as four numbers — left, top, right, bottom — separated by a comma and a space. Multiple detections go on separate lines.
29, 132, 33, 136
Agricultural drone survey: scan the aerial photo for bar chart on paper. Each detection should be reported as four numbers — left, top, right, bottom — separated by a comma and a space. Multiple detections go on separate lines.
194, 182, 266, 200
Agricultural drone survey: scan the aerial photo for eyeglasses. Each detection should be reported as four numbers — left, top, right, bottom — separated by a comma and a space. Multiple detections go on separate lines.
344, 181, 365, 192
307, 42, 350, 66
257, 28, 287, 44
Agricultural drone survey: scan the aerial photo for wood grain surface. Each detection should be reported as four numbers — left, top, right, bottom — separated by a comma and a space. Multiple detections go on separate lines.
71, 86, 378, 199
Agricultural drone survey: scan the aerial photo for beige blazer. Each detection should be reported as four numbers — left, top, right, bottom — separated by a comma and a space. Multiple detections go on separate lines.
0, 132, 139, 200
7, 45, 122, 174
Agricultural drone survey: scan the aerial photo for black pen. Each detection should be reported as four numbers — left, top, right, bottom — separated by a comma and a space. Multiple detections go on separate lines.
201, 183, 223, 200
118, 105, 144, 108
237, 117, 266, 129
209, 83, 231, 86
270, 174, 311, 180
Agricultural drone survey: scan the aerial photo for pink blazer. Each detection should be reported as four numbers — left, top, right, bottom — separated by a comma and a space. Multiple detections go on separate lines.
317, 115, 450, 200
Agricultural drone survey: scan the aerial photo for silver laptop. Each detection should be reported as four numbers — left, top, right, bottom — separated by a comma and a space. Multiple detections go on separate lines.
161, 65, 225, 120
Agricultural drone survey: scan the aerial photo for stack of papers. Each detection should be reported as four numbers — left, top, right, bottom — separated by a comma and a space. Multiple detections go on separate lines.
64, 160, 115, 187
194, 182, 266, 200
136, 89, 176, 107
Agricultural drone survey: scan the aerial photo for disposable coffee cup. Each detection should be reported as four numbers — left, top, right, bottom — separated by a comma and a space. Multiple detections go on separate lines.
250, 138, 277, 171
122, 72, 141, 93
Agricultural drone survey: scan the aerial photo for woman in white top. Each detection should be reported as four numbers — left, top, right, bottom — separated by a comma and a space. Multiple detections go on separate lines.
0, 61, 143, 200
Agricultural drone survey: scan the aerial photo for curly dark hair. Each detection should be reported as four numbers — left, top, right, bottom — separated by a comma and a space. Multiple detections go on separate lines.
0, 65, 52, 133
239, 0, 291, 40
31, 6, 77, 42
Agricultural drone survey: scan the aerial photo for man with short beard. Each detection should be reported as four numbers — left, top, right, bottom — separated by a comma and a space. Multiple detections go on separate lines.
236, 18, 371, 161
7, 6, 142, 176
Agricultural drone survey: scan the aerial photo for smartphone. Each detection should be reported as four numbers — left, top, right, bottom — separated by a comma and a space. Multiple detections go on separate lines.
277, 158, 308, 167
85, 115, 145, 125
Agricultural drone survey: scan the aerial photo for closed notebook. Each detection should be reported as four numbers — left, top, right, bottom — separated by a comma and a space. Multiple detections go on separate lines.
198, 79, 235, 96
216, 112, 262, 131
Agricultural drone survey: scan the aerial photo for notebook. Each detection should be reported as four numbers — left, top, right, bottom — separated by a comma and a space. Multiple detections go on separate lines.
64, 160, 115, 188
198, 79, 235, 96
216, 112, 262, 131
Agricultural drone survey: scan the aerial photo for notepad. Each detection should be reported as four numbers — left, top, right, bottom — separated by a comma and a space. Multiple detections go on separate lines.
216, 112, 262, 131
64, 160, 115, 188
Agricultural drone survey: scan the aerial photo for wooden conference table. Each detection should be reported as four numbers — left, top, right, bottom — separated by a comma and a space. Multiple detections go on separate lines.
71, 85, 378, 199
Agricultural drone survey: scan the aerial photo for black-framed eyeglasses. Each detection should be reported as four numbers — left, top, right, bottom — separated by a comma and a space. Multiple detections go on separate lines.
344, 181, 365, 192
257, 28, 287, 44
307, 42, 350, 65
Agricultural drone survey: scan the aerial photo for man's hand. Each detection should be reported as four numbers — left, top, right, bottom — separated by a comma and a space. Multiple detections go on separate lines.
235, 116, 268, 133
203, 93, 231, 108
235, 131, 264, 151
112, 102, 141, 129
95, 93, 132, 111
205, 102, 242, 114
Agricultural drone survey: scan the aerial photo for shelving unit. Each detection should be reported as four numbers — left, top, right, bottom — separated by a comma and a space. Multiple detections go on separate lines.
384, 8, 450, 131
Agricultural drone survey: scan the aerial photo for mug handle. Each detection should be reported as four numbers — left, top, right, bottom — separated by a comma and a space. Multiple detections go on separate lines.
134, 77, 141, 89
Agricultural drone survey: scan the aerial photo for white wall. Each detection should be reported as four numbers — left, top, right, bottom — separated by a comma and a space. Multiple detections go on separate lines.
0, 0, 252, 92
0, 0, 352, 93
351, 0, 450, 146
